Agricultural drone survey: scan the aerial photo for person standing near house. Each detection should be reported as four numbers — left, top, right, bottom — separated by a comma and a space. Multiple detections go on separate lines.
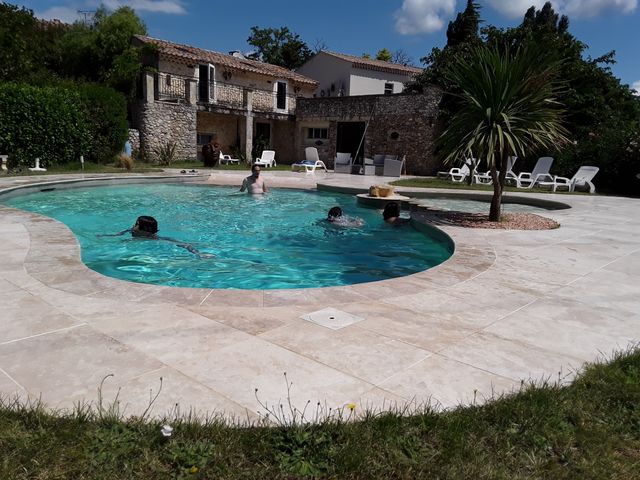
240, 164, 268, 194
202, 139, 217, 167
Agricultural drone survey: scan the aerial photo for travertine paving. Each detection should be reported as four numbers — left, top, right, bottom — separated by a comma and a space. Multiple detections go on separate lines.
0, 170, 638, 422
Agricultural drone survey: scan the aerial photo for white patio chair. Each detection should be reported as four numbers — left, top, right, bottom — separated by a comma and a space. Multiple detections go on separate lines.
476, 156, 518, 185
538, 165, 600, 193
383, 155, 405, 177
291, 147, 328, 173
333, 152, 353, 174
219, 151, 240, 165
253, 150, 276, 168
517, 156, 554, 188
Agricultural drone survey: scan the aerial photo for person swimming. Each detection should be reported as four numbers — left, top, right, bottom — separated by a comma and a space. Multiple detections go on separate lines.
99, 216, 214, 258
326, 206, 364, 228
240, 165, 268, 194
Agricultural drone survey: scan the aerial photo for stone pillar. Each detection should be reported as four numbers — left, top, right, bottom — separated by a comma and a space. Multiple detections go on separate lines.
185, 78, 197, 105
142, 72, 155, 103
243, 89, 254, 162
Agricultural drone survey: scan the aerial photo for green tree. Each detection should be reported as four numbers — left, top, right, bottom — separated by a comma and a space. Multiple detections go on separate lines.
484, 2, 640, 193
375, 48, 392, 62
247, 26, 312, 69
0, 2, 67, 82
438, 44, 569, 220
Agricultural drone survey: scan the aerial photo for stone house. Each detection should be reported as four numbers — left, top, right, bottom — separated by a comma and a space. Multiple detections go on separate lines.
295, 90, 443, 176
131, 35, 318, 162
296, 51, 423, 98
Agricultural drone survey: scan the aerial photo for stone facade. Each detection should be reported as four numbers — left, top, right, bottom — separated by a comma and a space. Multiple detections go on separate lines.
135, 100, 197, 162
296, 89, 443, 175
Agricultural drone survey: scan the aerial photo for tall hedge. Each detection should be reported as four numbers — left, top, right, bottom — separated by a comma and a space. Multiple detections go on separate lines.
0, 82, 128, 168
77, 83, 128, 164
0, 83, 89, 168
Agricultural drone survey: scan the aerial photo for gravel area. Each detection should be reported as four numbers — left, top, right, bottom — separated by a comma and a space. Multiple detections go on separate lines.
413, 210, 560, 230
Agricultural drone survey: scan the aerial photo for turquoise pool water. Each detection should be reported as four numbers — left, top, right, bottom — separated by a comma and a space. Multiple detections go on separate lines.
4, 184, 453, 289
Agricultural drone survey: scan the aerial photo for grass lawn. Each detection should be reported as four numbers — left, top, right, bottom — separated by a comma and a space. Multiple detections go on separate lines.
1, 348, 638, 479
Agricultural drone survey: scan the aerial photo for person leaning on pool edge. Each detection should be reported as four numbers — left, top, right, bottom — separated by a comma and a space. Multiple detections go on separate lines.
383, 202, 410, 226
240, 164, 268, 194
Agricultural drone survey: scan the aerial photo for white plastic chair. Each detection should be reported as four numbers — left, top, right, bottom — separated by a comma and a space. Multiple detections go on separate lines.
538, 165, 599, 193
291, 147, 328, 173
383, 155, 405, 177
476, 156, 518, 185
333, 152, 353, 174
219, 151, 240, 165
253, 150, 276, 168
517, 157, 554, 188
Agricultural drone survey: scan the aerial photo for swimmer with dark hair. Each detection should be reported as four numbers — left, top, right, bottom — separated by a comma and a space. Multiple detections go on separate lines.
326, 206, 364, 228
382, 202, 410, 226
98, 216, 214, 258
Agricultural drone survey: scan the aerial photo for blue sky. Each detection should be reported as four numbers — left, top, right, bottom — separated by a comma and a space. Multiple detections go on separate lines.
19, 0, 640, 92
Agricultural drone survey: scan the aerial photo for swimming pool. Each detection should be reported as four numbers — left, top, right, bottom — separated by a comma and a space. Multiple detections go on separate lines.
4, 184, 453, 289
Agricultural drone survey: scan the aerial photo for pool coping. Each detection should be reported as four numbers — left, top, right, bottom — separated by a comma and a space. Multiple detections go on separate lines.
1, 171, 639, 420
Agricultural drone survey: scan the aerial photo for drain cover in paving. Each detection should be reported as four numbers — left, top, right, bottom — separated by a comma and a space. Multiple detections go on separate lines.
300, 307, 364, 330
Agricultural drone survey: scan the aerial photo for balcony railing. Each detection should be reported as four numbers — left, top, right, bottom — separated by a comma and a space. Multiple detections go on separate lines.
154, 73, 299, 114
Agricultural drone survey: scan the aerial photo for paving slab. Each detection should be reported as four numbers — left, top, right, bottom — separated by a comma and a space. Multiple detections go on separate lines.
0, 172, 639, 421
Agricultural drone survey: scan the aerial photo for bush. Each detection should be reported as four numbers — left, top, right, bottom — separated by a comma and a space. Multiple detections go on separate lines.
0, 83, 89, 168
77, 83, 128, 164
115, 152, 134, 170
154, 141, 176, 165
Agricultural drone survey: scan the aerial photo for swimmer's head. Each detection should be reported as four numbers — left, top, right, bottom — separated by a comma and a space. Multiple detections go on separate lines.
327, 206, 343, 222
383, 202, 400, 220
132, 215, 158, 237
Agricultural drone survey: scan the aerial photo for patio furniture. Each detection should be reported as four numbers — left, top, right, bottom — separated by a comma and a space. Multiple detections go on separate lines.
371, 154, 397, 175
516, 156, 554, 188
219, 151, 240, 165
291, 147, 328, 173
538, 165, 600, 193
476, 156, 518, 185
28, 158, 46, 172
0, 155, 7, 172
334, 152, 353, 174
253, 150, 276, 168
383, 155, 405, 177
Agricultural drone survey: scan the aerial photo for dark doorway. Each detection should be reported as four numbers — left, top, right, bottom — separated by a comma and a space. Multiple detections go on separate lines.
198, 64, 213, 102
337, 122, 366, 165
253, 122, 271, 158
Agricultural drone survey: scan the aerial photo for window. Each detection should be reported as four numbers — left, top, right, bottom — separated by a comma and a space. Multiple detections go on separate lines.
384, 83, 394, 95
197, 133, 214, 145
165, 74, 172, 86
276, 81, 287, 110
307, 128, 328, 140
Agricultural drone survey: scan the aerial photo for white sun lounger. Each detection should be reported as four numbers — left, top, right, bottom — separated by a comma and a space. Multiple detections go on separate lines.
291, 147, 328, 173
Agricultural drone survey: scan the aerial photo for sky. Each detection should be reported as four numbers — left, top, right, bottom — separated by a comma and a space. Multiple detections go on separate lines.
17, 0, 640, 92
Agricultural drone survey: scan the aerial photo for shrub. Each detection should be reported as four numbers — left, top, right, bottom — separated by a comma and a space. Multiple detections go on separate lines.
154, 141, 176, 165
115, 152, 134, 170
0, 83, 89, 168
77, 83, 128, 164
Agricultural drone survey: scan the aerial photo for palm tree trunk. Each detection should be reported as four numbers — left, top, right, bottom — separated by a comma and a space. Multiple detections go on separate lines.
489, 152, 510, 221
489, 164, 501, 221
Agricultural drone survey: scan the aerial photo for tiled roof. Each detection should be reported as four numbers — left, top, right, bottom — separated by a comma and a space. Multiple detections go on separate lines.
134, 35, 318, 86
320, 51, 423, 75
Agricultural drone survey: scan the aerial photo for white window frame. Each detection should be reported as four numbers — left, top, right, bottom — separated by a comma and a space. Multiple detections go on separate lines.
384, 82, 394, 95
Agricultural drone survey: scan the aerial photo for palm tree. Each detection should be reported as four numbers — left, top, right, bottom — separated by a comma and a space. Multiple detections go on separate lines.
438, 43, 570, 221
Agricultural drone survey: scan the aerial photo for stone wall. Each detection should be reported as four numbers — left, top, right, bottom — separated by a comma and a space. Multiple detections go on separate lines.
135, 101, 197, 162
296, 90, 442, 175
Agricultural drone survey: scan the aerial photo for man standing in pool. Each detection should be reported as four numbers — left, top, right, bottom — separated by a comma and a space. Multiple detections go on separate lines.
240, 164, 268, 194
99, 216, 213, 258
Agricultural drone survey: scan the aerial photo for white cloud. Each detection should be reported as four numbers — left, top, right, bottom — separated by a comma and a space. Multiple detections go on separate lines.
35, 0, 186, 22
486, 0, 638, 19
35, 6, 82, 23
632, 80, 640, 95
103, 0, 186, 14
394, 0, 457, 35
